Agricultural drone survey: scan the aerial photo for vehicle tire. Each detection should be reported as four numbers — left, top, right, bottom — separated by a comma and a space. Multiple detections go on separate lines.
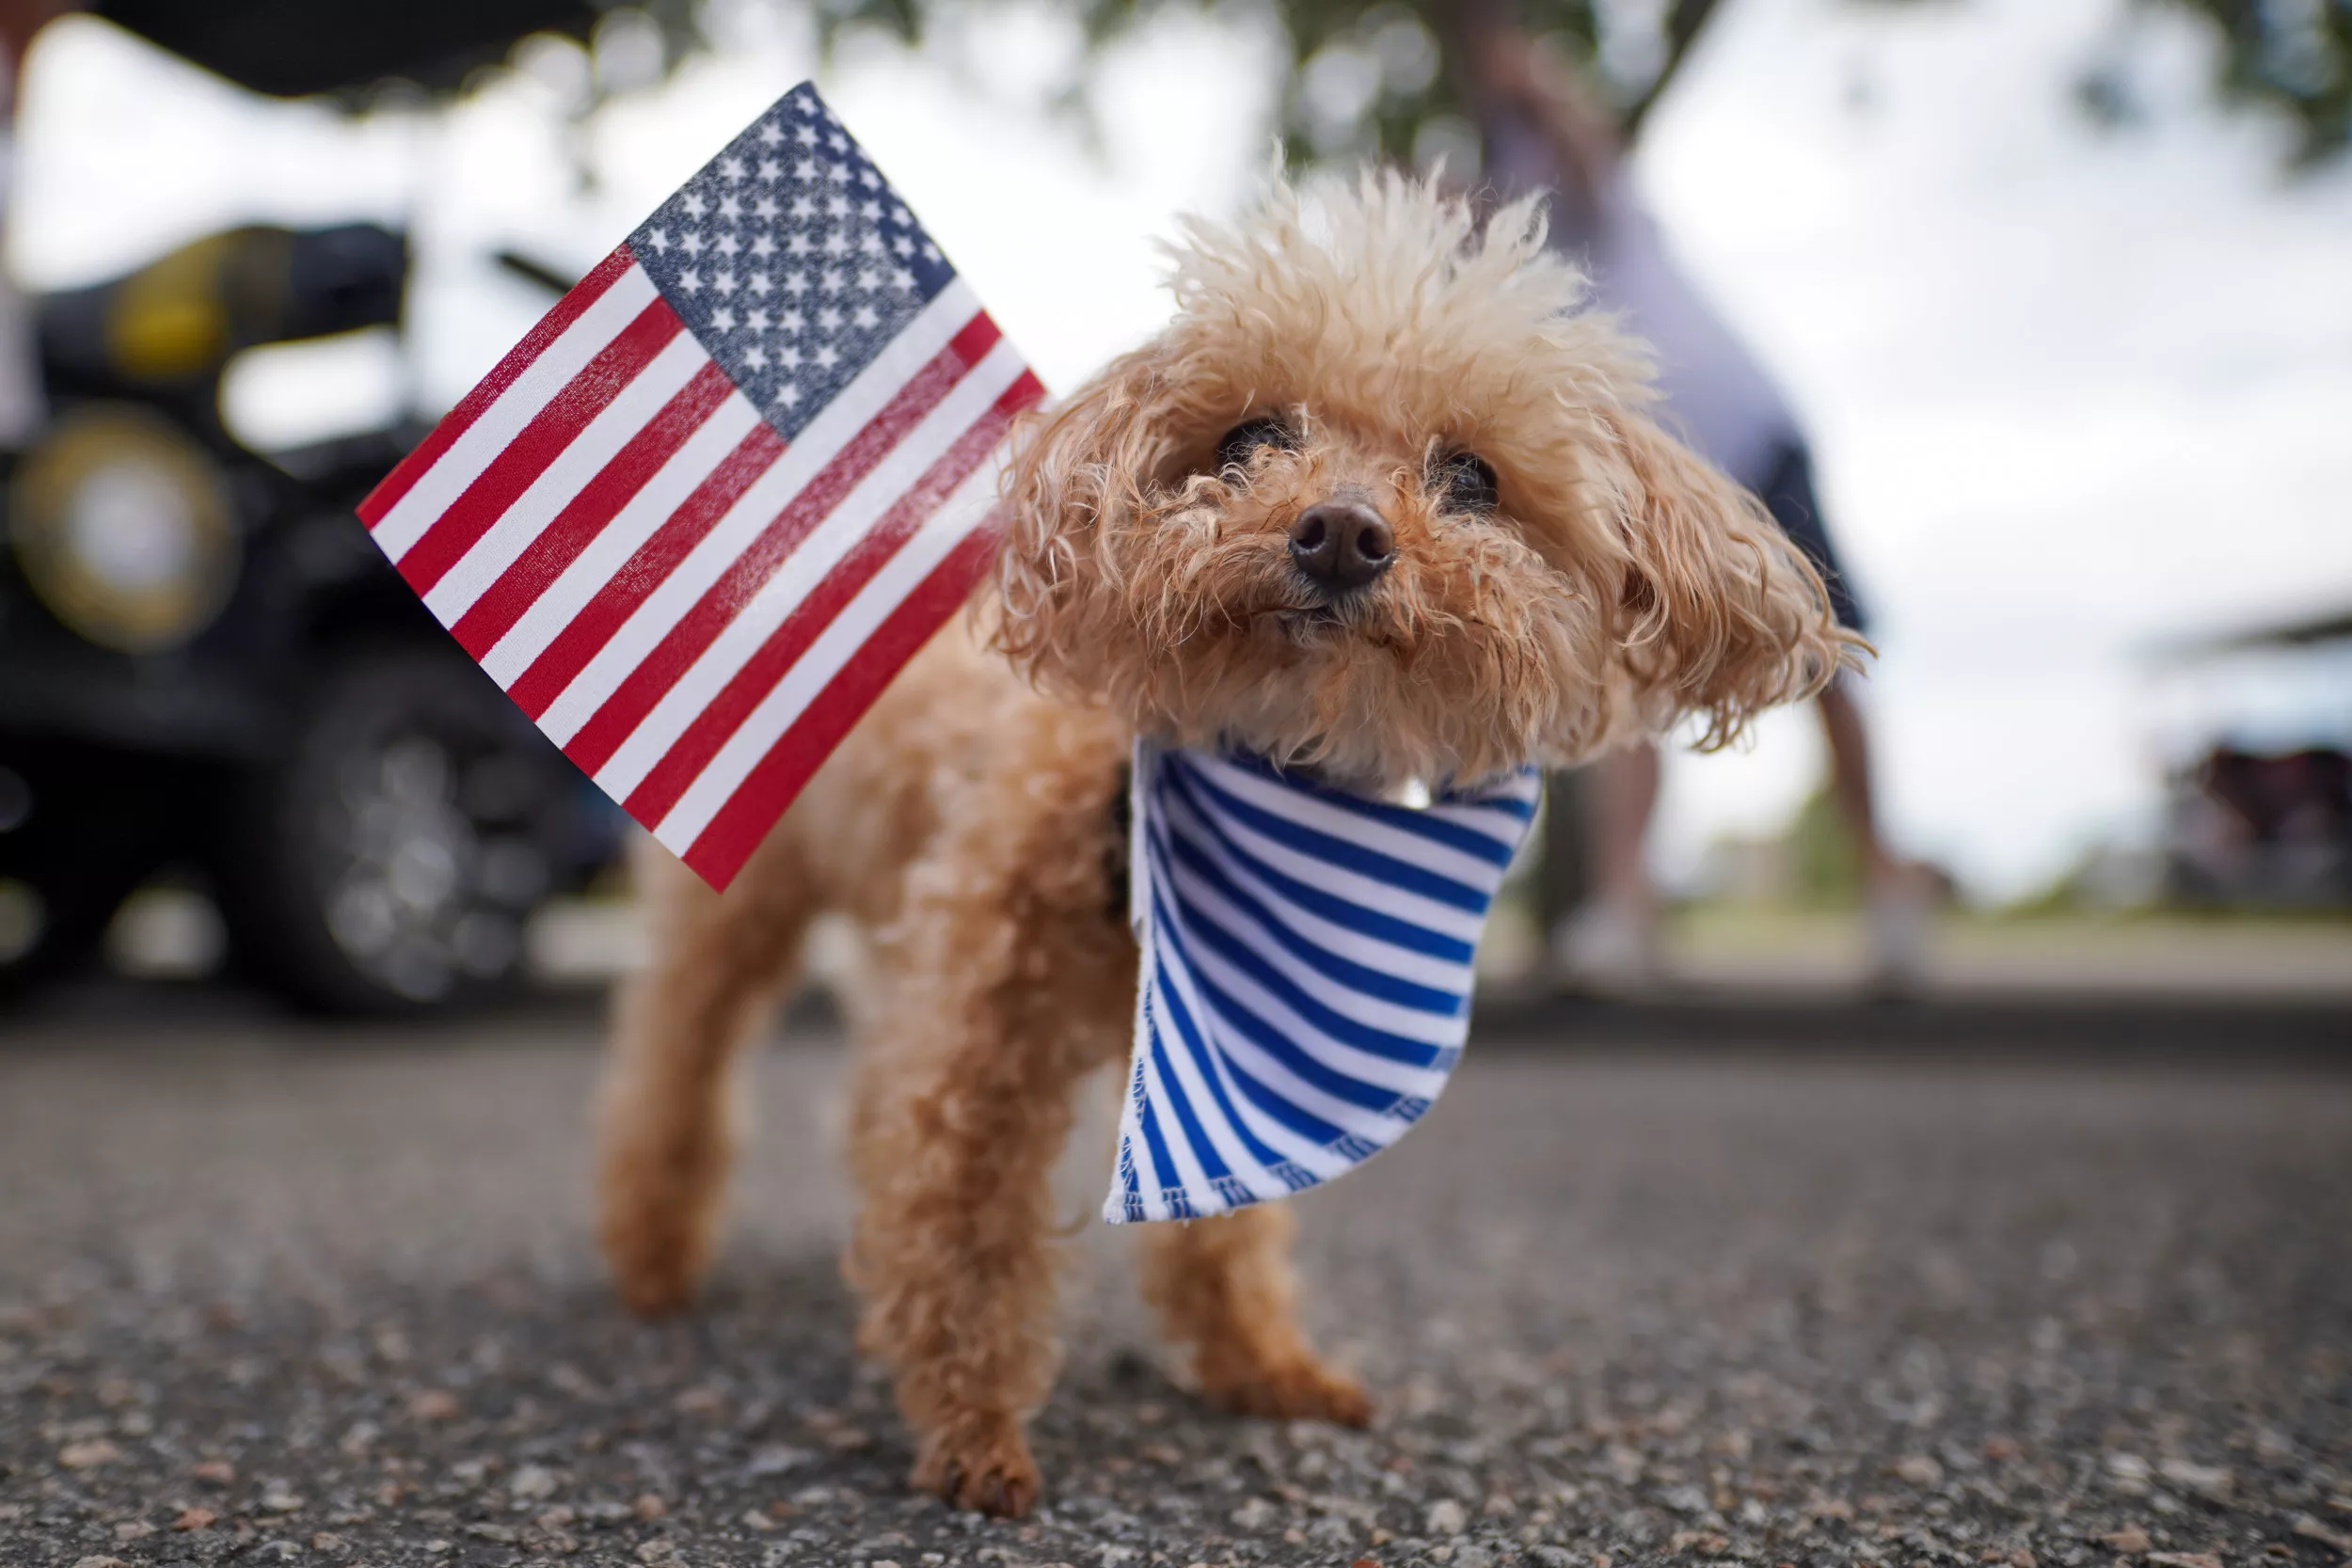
0, 738, 184, 1002
214, 646, 589, 1017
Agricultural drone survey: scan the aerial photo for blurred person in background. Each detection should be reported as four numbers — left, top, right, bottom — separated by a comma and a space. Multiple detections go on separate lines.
1462, 8, 1932, 993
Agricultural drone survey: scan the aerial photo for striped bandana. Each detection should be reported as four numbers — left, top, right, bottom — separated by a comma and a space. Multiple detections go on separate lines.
1106, 743, 1541, 1224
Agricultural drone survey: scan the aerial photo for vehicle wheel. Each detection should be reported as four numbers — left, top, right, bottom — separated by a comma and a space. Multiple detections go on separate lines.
0, 739, 183, 1002
215, 647, 587, 1017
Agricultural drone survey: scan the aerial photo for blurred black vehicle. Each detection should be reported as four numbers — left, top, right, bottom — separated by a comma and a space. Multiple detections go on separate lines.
0, 223, 620, 1011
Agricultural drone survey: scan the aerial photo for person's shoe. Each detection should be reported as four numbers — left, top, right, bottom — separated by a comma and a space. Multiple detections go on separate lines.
1865, 868, 1936, 998
1550, 898, 1665, 998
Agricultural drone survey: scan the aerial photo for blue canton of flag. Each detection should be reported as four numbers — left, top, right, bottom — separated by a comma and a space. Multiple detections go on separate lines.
627, 89, 960, 427
1109, 745, 1542, 1224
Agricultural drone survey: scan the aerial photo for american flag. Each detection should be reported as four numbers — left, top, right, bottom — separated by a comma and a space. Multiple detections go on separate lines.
359, 84, 1043, 890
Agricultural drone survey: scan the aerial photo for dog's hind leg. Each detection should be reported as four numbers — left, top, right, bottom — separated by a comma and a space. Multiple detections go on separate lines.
1139, 1204, 1372, 1425
596, 833, 816, 1317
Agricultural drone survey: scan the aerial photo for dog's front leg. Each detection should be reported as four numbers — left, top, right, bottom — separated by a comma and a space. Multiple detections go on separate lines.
1140, 1203, 1372, 1425
845, 967, 1106, 1517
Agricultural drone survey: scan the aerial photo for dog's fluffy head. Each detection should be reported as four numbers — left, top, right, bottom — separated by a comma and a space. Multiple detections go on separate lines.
994, 169, 1857, 789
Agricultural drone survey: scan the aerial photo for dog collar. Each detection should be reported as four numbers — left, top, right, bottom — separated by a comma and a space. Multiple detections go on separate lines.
1105, 741, 1540, 1224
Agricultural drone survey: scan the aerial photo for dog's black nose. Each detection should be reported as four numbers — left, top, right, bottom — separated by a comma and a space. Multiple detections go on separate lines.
1288, 498, 1393, 594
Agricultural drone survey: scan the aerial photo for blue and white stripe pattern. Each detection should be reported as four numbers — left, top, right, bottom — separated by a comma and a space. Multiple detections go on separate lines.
1106, 743, 1542, 1225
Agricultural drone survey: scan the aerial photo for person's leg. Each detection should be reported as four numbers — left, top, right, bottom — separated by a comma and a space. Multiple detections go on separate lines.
1816, 676, 1891, 880
1761, 441, 1931, 990
1590, 741, 1663, 918
1550, 742, 1665, 990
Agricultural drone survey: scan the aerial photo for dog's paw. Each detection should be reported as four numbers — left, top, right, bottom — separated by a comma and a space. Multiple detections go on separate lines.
1202, 1356, 1374, 1427
912, 1419, 1041, 1517
596, 1215, 707, 1318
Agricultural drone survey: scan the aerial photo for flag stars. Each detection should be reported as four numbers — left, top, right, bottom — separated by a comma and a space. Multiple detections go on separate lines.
677, 268, 703, 293
827, 132, 848, 152
817, 306, 842, 331
860, 199, 882, 220
814, 344, 839, 370
889, 266, 914, 290
851, 303, 880, 329
787, 233, 813, 257
754, 195, 779, 220
796, 157, 819, 178
711, 305, 737, 330
713, 271, 739, 296
681, 192, 706, 218
776, 383, 801, 407
858, 233, 883, 257
819, 267, 844, 292
780, 308, 804, 331
826, 193, 851, 218
858, 169, 881, 190
856, 266, 881, 292
758, 120, 784, 146
891, 235, 914, 259
718, 155, 745, 182
715, 233, 740, 258
822, 231, 850, 259
782, 272, 809, 296
746, 306, 770, 330
750, 234, 775, 260
717, 194, 741, 220
796, 124, 818, 147
742, 343, 768, 370
746, 270, 771, 295
645, 229, 672, 252
680, 231, 706, 257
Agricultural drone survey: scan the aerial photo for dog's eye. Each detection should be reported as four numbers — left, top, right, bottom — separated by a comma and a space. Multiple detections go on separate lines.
1432, 451, 1500, 515
1216, 418, 1295, 473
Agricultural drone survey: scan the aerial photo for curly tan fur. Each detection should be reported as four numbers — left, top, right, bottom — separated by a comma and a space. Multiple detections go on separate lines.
596, 169, 1856, 1517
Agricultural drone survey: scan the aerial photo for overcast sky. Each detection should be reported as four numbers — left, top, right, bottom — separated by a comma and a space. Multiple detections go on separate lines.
17, 0, 2350, 898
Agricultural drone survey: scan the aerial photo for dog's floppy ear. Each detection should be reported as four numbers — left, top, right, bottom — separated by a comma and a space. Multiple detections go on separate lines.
992, 345, 1173, 693
1595, 410, 1859, 748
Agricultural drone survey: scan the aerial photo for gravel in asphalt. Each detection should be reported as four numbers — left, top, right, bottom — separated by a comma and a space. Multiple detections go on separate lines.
2, 1005, 2348, 1568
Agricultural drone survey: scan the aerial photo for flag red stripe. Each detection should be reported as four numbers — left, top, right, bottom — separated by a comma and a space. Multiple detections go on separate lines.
392, 296, 687, 596
623, 368, 1042, 827
359, 245, 635, 528
681, 520, 1005, 888
450, 359, 736, 660
510, 421, 786, 720
560, 310, 1003, 777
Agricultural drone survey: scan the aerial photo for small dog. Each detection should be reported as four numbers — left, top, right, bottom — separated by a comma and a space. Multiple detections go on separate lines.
595, 171, 1851, 1515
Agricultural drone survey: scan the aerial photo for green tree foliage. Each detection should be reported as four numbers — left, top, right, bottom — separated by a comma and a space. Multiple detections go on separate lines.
790, 0, 2350, 166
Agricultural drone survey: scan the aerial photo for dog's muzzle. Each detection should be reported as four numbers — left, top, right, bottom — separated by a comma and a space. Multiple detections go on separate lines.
1288, 491, 1393, 595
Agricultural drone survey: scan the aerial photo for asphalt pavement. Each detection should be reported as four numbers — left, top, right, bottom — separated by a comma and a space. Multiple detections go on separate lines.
4, 990, 2349, 1568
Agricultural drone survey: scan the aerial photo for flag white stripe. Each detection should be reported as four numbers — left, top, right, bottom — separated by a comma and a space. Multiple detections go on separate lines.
422, 331, 712, 625
535, 278, 980, 746
480, 393, 768, 686
370, 264, 661, 562
649, 446, 1005, 850
606, 339, 1022, 805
